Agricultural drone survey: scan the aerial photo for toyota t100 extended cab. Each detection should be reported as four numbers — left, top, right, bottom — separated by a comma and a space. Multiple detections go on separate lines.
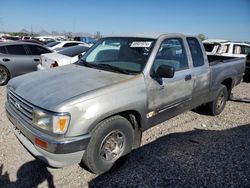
5, 33, 245, 174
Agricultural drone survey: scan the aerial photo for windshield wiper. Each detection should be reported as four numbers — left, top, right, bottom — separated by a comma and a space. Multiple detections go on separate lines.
97, 63, 131, 74
77, 60, 133, 74
78, 59, 95, 68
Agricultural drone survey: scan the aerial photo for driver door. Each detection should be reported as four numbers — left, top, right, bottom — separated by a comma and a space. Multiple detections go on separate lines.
146, 38, 194, 125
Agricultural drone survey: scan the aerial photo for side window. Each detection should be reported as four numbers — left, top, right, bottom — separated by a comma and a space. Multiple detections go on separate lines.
154, 38, 188, 72
28, 45, 51, 55
0, 46, 7, 54
63, 43, 72, 47
234, 45, 243, 54
234, 45, 250, 55
187, 37, 204, 67
218, 44, 229, 54
244, 46, 250, 54
5, 45, 27, 55
71, 43, 79, 46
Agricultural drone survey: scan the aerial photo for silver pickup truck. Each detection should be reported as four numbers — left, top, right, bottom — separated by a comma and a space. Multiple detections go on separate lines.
5, 33, 245, 174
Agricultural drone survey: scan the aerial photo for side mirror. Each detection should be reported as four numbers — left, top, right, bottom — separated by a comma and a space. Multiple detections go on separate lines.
78, 54, 83, 59
156, 65, 175, 78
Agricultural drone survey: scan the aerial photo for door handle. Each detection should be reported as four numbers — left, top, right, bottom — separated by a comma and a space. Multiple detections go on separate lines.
34, 59, 40, 62
2, 58, 10, 62
185, 74, 192, 81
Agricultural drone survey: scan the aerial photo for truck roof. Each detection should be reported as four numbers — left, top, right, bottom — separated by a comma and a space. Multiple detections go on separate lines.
203, 39, 229, 44
107, 33, 190, 39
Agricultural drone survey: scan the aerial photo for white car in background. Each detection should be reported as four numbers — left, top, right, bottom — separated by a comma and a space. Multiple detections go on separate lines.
202, 39, 229, 55
37, 45, 89, 70
216, 42, 250, 58
46, 41, 90, 51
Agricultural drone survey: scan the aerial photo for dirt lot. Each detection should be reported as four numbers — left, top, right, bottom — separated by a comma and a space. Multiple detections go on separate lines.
0, 82, 250, 188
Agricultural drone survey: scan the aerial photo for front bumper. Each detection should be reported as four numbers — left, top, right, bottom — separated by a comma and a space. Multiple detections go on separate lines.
6, 103, 90, 167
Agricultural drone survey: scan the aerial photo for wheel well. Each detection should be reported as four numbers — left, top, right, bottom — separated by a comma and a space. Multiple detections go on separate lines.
118, 110, 142, 131
221, 78, 233, 98
221, 78, 232, 91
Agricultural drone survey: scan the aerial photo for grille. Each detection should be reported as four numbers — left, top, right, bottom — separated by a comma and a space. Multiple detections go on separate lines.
8, 89, 33, 123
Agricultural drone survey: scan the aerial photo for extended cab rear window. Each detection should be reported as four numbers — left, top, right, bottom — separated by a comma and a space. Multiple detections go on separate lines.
187, 37, 204, 67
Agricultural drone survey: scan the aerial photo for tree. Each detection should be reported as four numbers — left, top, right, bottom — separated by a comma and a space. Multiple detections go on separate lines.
197, 34, 207, 41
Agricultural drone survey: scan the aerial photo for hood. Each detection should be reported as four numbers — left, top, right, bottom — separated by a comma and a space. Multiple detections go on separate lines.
8, 64, 133, 110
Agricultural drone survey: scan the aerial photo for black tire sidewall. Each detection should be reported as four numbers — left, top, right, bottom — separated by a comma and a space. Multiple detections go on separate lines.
0, 65, 10, 86
85, 116, 134, 174
212, 85, 228, 115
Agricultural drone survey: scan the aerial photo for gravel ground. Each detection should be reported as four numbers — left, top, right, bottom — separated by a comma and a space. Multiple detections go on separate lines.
0, 82, 250, 188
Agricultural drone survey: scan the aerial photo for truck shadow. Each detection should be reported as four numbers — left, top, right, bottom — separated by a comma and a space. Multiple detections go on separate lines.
0, 158, 55, 188
89, 124, 250, 187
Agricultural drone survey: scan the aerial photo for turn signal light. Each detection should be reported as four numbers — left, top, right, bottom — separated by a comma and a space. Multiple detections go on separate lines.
50, 61, 58, 68
35, 137, 48, 149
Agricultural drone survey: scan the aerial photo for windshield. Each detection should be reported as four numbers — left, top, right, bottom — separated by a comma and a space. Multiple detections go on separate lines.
80, 37, 156, 74
46, 41, 60, 47
58, 46, 89, 57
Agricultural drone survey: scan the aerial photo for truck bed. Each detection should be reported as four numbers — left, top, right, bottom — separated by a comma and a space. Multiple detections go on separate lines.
208, 54, 245, 91
207, 54, 242, 65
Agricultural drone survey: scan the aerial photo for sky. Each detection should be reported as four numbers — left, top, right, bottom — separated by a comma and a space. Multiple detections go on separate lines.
0, 0, 249, 41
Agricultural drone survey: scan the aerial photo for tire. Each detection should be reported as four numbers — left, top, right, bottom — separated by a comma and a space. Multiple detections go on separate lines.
81, 115, 134, 174
0, 65, 10, 86
208, 85, 228, 116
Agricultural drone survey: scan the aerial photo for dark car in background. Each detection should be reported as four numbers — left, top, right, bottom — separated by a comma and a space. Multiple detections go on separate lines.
244, 53, 250, 82
0, 42, 52, 85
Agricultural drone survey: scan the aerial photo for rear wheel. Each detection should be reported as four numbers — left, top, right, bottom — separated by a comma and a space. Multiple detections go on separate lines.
0, 65, 10, 86
208, 85, 228, 116
81, 115, 134, 174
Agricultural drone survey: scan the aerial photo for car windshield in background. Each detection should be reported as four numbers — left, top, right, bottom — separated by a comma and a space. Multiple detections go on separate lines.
81, 37, 156, 74
58, 45, 89, 57
46, 41, 60, 47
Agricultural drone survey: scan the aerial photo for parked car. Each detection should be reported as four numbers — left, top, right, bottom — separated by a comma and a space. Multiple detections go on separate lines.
34, 36, 66, 43
74, 37, 97, 45
216, 42, 250, 58
0, 42, 52, 85
202, 39, 229, 55
243, 52, 250, 81
17, 39, 45, 46
46, 41, 90, 51
5, 33, 245, 174
38, 45, 89, 70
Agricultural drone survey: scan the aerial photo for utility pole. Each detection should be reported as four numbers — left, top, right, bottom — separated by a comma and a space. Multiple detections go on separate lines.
31, 24, 33, 36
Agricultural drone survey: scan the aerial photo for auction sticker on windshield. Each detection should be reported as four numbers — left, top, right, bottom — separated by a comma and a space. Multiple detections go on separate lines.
130, 41, 152, 48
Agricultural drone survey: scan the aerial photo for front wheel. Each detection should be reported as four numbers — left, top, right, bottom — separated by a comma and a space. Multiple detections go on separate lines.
0, 65, 10, 86
81, 115, 134, 174
208, 85, 228, 116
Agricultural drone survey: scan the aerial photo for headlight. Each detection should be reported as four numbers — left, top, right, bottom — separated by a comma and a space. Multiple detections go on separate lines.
32, 109, 70, 134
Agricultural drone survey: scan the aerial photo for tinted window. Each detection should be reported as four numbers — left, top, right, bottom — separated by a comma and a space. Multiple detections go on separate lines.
58, 46, 89, 57
46, 41, 60, 47
154, 38, 188, 72
27, 45, 51, 55
71, 43, 79, 46
63, 43, 73, 47
6, 45, 27, 55
203, 43, 215, 52
187, 37, 204, 67
0, 46, 6, 54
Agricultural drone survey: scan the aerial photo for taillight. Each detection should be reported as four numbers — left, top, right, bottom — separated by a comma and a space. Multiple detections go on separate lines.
50, 61, 58, 68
